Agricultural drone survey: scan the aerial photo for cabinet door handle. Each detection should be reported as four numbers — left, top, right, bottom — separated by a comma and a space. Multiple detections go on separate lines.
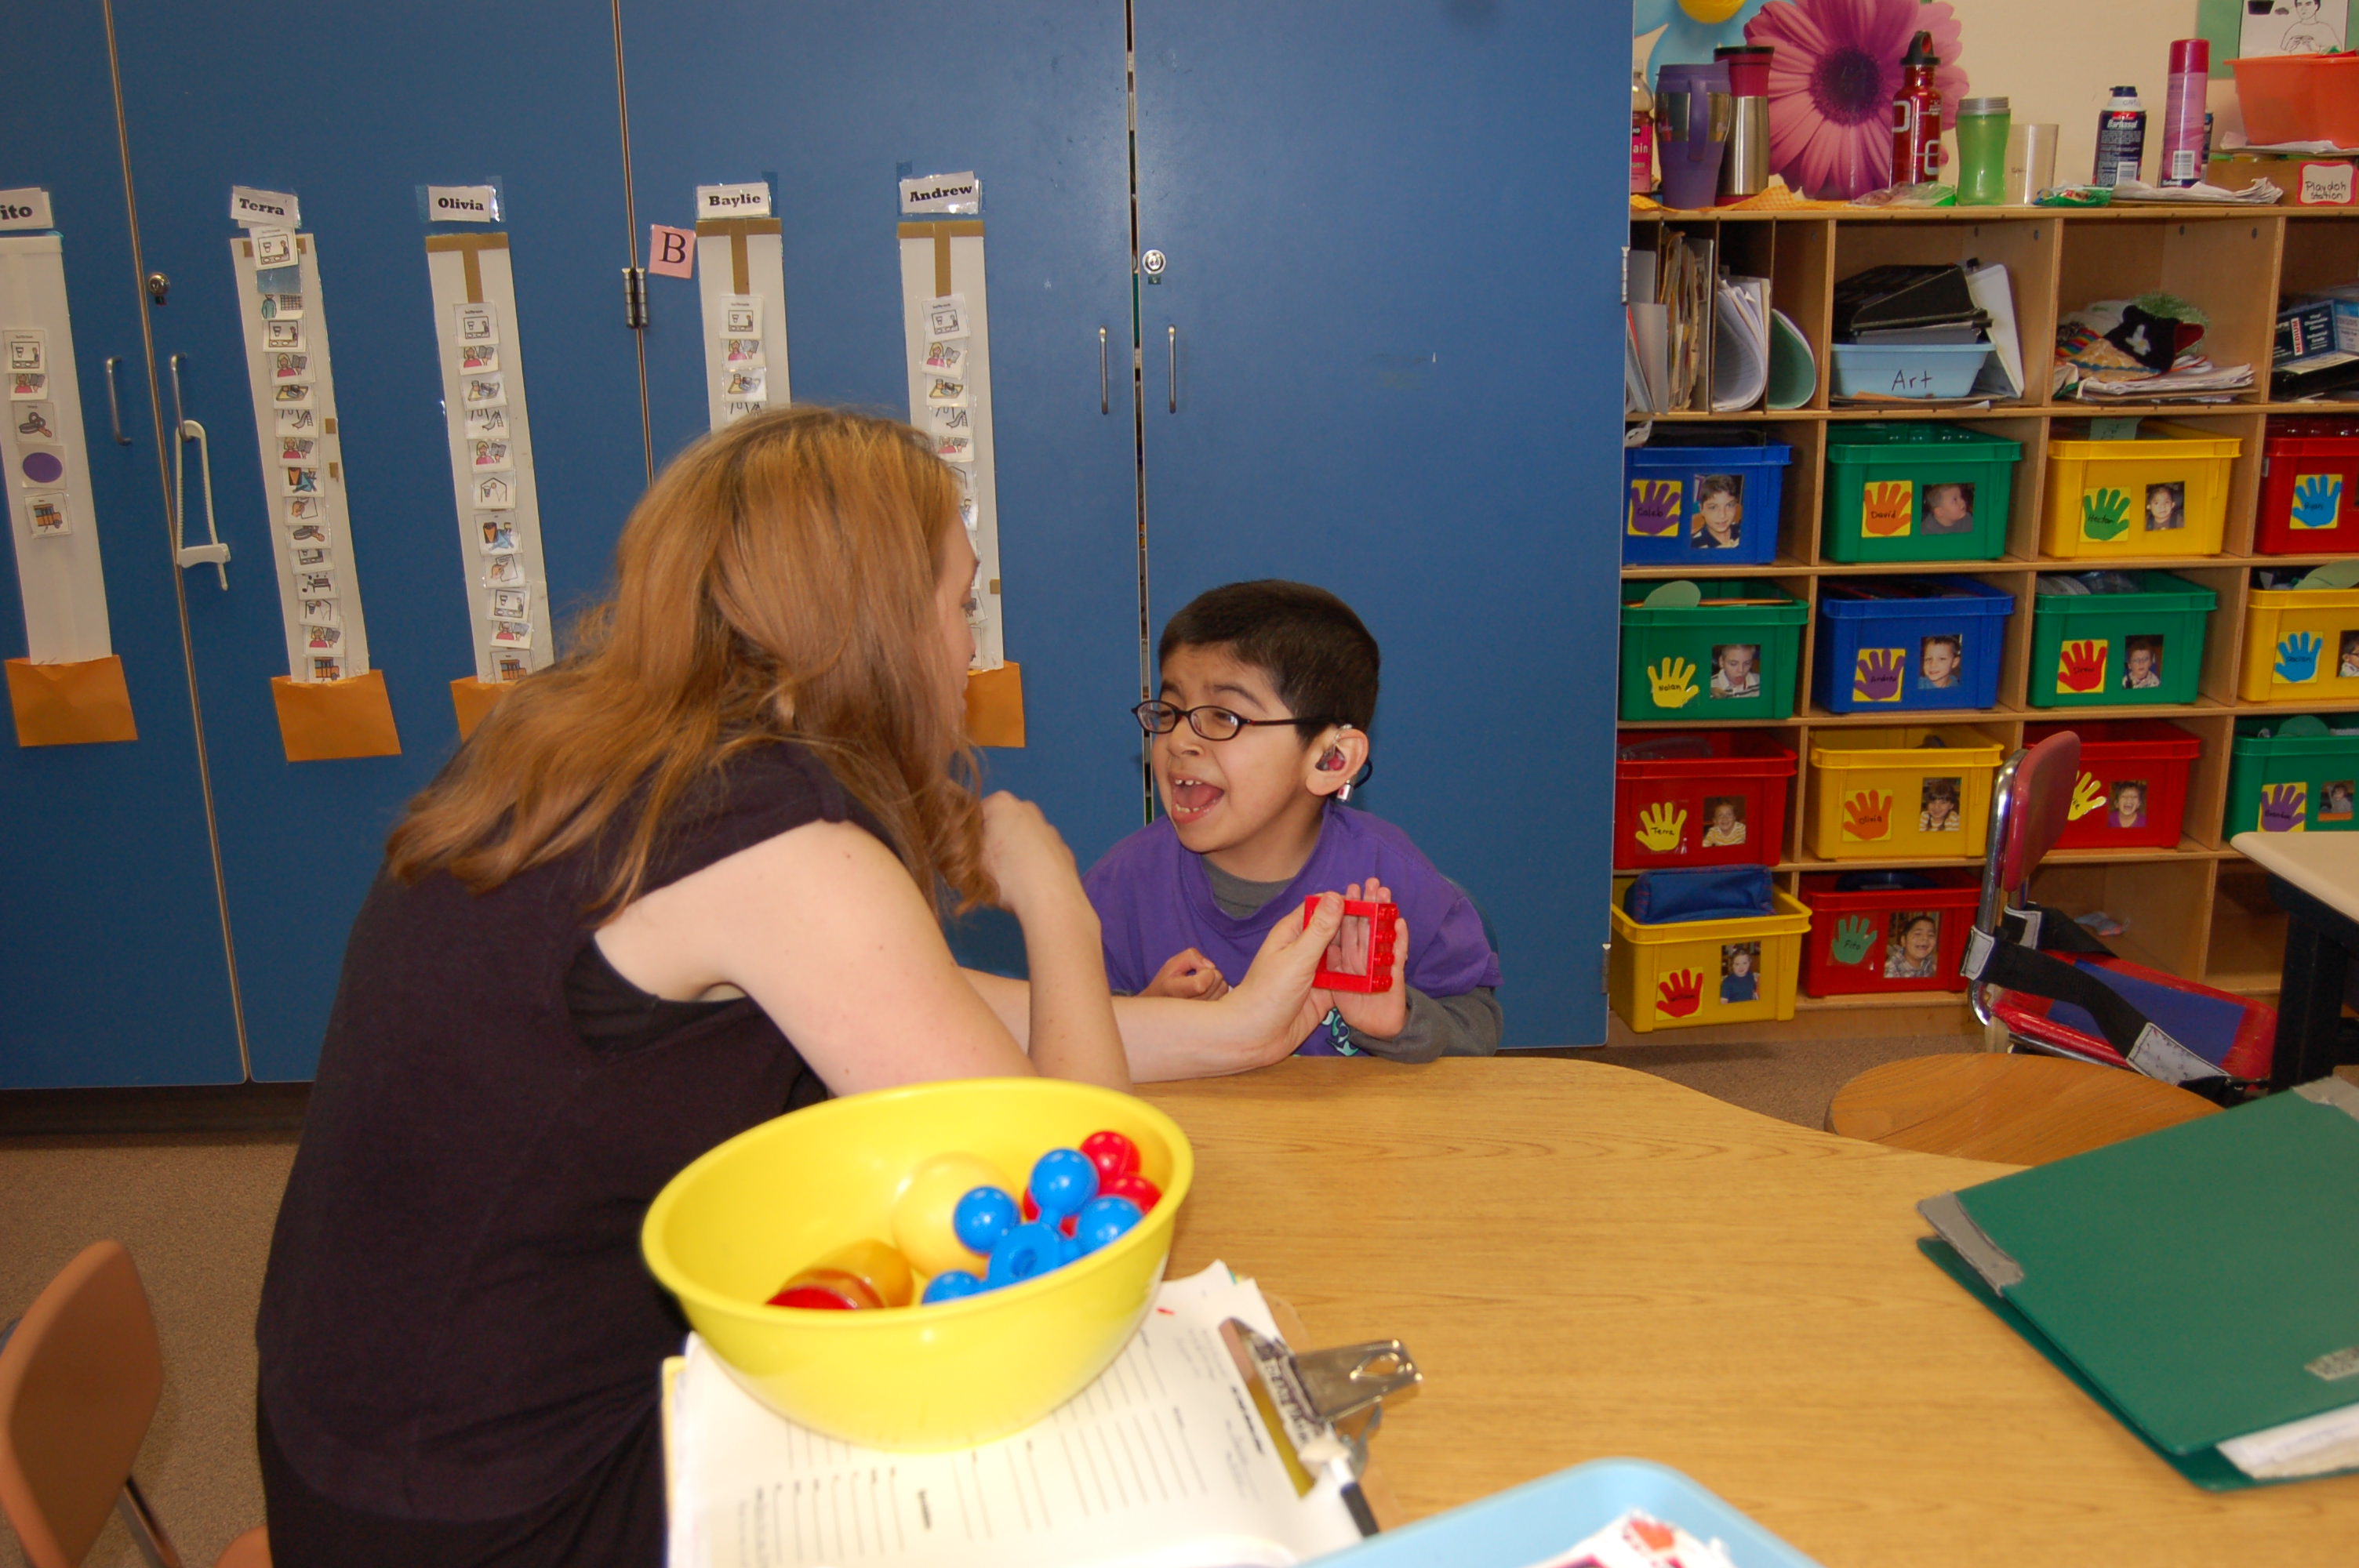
167, 358, 229, 588
1099, 326, 1109, 415
104, 356, 131, 445
1167, 325, 1177, 413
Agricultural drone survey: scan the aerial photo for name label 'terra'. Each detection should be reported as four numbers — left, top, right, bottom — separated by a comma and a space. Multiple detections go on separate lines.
900, 170, 980, 216
426, 185, 502, 223
0, 187, 54, 231
696, 182, 772, 219
231, 185, 300, 229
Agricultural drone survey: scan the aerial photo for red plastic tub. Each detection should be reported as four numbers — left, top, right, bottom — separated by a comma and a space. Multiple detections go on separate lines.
2023, 719, 2201, 850
2254, 416, 2359, 554
1797, 869, 1981, 997
2232, 53, 2359, 149
1612, 729, 1796, 870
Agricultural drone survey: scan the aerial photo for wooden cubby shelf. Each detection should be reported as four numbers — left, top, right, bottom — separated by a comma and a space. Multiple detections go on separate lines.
1625, 205, 2359, 1015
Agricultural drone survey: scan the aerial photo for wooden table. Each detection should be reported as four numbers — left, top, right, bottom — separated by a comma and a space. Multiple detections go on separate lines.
1141, 1058, 2359, 1566
1826, 1051, 2218, 1165
2232, 830, 2359, 1091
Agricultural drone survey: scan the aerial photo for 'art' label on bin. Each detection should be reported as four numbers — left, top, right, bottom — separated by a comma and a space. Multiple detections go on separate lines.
426, 186, 502, 223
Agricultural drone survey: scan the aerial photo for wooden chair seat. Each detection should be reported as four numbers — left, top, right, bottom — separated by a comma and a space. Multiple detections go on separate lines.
1827, 1051, 2219, 1166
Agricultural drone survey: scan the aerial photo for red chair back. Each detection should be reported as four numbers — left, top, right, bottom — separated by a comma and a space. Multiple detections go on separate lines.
1999, 731, 2081, 894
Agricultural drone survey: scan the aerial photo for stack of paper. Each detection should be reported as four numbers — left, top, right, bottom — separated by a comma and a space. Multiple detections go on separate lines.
666, 1263, 1370, 1567
1708, 274, 1771, 413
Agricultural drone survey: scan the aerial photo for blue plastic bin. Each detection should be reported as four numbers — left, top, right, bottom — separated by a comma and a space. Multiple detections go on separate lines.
1812, 575, 2015, 713
1623, 430, 1793, 568
1830, 341, 1991, 399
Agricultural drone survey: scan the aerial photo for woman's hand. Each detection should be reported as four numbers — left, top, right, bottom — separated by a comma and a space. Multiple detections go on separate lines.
979, 791, 1088, 923
1215, 893, 1348, 1065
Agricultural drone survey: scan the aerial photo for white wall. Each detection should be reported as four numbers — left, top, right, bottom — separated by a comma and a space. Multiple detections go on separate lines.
1942, 0, 2203, 187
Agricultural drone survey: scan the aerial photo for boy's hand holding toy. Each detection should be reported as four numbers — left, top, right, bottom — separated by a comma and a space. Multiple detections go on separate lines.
1314, 877, 1409, 1040
1140, 947, 1230, 1001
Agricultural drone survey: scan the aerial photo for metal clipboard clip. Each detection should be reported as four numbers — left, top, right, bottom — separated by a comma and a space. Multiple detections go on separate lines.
1219, 1318, 1421, 1536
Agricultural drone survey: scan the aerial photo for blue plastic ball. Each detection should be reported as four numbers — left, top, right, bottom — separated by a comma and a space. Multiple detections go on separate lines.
1072, 1194, 1143, 1253
985, 1221, 1067, 1288
1029, 1148, 1099, 1220
952, 1185, 1020, 1255
921, 1269, 987, 1304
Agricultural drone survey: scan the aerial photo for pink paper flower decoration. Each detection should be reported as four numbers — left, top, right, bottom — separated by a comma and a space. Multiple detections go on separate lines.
1743, 0, 1968, 199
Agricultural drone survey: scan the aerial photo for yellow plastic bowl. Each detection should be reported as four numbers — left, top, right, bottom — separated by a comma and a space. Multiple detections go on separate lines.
642, 1076, 1193, 1450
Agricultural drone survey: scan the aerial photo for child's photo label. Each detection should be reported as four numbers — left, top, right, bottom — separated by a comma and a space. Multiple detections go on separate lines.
1700, 795, 1747, 848
1919, 633, 1963, 691
2339, 631, 2359, 680
1692, 474, 1742, 550
1719, 942, 1761, 1004
1708, 643, 1759, 700
2144, 480, 2186, 532
2110, 779, 2149, 829
2324, 780, 2356, 824
1885, 911, 1942, 978
1919, 776, 1962, 833
2122, 634, 2163, 690
1921, 480, 1975, 536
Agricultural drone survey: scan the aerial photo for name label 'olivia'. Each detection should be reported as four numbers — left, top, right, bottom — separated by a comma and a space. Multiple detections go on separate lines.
427, 185, 502, 223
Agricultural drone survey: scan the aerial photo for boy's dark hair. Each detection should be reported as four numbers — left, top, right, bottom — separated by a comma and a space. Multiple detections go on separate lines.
1158, 580, 1379, 737
1696, 474, 1739, 502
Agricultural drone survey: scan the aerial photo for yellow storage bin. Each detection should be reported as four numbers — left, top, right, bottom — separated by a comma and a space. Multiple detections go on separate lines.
1806, 725, 2005, 860
2040, 420, 2240, 559
2239, 583, 2359, 704
1608, 878, 1811, 1033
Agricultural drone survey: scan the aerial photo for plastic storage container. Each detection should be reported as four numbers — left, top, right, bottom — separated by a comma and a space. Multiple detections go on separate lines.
2254, 416, 2359, 555
1820, 423, 2020, 563
1623, 429, 1793, 568
2027, 571, 2215, 709
1797, 869, 1981, 996
1829, 342, 1990, 400
2232, 54, 2359, 150
2239, 579, 2359, 705
1812, 576, 2015, 713
2040, 420, 2240, 558
1612, 729, 1797, 870
1805, 725, 2005, 861
2023, 719, 2201, 850
2223, 714, 2359, 837
1617, 579, 1808, 721
1608, 877, 1810, 1032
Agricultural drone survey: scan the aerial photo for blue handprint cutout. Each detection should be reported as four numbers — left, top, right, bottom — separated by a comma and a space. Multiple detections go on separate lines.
2277, 631, 2324, 684
2292, 474, 2346, 532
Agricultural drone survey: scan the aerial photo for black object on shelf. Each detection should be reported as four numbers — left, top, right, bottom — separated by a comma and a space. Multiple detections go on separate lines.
1832, 263, 1988, 340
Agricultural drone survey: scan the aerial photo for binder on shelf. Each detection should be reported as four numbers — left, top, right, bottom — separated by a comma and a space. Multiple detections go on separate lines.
1918, 1076, 2359, 1490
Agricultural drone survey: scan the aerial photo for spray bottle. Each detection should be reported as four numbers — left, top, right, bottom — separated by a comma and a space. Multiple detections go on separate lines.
1890, 31, 1944, 187
2160, 38, 2209, 188
2092, 86, 2146, 187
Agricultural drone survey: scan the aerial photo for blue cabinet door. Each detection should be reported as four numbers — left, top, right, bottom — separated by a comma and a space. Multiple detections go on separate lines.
617, 1, 1143, 881
111, 1, 645, 1079
0, 1, 242, 1086
1132, 5, 1625, 1045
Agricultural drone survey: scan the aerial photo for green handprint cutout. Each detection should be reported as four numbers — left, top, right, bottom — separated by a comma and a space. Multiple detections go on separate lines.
2081, 487, 2132, 542
1830, 915, 1876, 965
2292, 474, 2345, 532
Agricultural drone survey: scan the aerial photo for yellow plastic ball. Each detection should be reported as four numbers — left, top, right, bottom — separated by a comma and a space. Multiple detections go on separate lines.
1679, 0, 1747, 24
890, 1152, 1009, 1276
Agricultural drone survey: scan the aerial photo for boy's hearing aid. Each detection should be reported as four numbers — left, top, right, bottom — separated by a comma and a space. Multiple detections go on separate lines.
1318, 750, 1347, 771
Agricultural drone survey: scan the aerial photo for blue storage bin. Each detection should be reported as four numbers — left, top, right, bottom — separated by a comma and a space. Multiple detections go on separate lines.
1812, 575, 2015, 713
1623, 430, 1792, 568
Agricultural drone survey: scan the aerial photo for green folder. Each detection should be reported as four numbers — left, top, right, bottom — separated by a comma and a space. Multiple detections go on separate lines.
1917, 1077, 2359, 1490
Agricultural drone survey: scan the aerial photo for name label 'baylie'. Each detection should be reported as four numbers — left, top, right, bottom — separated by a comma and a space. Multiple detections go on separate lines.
696, 182, 772, 219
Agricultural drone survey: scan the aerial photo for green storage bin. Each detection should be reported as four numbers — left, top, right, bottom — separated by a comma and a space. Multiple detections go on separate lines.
2224, 715, 2359, 837
1619, 579, 1808, 721
1821, 423, 2020, 564
2026, 571, 2215, 709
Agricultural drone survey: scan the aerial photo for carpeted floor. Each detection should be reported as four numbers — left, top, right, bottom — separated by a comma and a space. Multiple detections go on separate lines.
0, 1029, 1970, 1566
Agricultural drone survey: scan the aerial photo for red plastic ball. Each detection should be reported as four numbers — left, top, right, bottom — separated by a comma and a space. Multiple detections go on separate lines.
1057, 1212, 1078, 1238
768, 1284, 857, 1309
1080, 1129, 1141, 1181
1020, 1189, 1039, 1223
1101, 1172, 1161, 1213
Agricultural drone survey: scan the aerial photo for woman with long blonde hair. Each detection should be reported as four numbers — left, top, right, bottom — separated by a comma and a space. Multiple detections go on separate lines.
253, 406, 1343, 1566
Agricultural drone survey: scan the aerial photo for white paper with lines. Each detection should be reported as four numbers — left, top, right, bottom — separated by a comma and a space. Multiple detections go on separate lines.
667, 1263, 1365, 1568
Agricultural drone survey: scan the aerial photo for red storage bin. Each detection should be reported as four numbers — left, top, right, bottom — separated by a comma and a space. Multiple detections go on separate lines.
1612, 729, 1796, 870
2023, 719, 2201, 850
1798, 869, 1980, 997
2254, 416, 2359, 555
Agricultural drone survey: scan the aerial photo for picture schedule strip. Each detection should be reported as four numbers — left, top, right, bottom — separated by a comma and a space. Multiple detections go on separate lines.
230, 222, 373, 682
695, 180, 789, 430
897, 216, 1003, 672
424, 231, 552, 684
2, 230, 114, 665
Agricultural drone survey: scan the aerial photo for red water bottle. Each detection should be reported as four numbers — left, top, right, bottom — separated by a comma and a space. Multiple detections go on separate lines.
1889, 30, 1944, 187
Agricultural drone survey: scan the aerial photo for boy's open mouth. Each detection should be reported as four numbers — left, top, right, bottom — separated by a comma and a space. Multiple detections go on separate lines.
1167, 776, 1223, 819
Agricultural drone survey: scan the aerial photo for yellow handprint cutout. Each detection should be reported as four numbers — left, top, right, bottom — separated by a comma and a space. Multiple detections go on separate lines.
1634, 801, 1688, 853
1647, 655, 1699, 710
2070, 771, 2106, 821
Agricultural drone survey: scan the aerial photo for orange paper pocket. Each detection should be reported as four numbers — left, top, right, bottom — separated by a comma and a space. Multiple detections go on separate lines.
6, 655, 139, 746
271, 670, 402, 761
965, 661, 1025, 749
450, 676, 514, 741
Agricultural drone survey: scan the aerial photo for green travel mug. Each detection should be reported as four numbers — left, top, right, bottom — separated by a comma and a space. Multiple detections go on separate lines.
1957, 96, 2011, 205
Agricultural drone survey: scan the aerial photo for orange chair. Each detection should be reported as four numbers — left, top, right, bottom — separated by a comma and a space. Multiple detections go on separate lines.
0, 1241, 269, 1568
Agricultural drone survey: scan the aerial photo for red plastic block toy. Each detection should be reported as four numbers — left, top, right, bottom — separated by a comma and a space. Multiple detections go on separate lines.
1299, 896, 1398, 992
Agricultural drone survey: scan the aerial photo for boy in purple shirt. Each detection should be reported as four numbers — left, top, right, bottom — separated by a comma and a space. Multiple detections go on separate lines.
1083, 581, 1502, 1060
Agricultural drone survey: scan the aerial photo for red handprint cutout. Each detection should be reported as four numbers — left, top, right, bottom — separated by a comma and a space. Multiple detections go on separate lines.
2057, 639, 2107, 694
1861, 481, 1914, 537
1656, 968, 1703, 1018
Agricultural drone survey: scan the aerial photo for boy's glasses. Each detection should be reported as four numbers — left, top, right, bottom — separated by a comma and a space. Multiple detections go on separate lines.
1131, 700, 1327, 742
